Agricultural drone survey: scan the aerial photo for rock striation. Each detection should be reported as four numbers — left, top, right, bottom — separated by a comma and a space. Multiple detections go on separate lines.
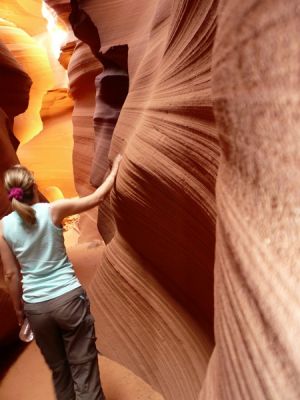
0, 0, 46, 37
67, 0, 218, 398
200, 1, 300, 399
2, 1, 298, 400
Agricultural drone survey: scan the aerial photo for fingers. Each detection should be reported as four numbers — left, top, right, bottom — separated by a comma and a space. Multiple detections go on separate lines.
111, 154, 123, 174
113, 154, 123, 168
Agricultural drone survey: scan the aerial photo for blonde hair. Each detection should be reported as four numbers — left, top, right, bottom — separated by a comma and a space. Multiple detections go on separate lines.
4, 165, 36, 225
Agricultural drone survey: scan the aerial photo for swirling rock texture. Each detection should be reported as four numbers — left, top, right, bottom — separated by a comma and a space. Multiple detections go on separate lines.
68, 0, 219, 399
200, 1, 300, 399
0, 0, 46, 37
2, 1, 298, 400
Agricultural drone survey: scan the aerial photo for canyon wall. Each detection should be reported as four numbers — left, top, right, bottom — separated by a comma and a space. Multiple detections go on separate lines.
66, 1, 300, 399
66, 0, 219, 399
1, 1, 299, 400
200, 1, 300, 399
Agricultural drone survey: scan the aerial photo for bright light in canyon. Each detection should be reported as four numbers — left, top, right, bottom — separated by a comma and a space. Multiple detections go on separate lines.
41, 1, 67, 59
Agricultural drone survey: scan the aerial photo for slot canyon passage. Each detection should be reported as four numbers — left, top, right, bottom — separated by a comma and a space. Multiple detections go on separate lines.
0, 0, 300, 399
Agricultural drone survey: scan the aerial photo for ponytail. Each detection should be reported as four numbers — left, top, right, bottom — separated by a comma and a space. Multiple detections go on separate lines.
4, 164, 37, 226
11, 198, 36, 225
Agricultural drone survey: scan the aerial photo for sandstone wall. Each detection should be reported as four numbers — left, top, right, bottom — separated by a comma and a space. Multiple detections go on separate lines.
2, 1, 298, 400
67, 0, 219, 398
200, 1, 300, 399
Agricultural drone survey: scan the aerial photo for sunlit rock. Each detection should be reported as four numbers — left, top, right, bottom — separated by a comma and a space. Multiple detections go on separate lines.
0, 18, 53, 144
0, 0, 46, 37
17, 88, 77, 200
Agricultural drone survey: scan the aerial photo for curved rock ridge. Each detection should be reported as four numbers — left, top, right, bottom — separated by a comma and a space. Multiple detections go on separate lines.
17, 88, 77, 200
0, 17, 53, 144
200, 1, 300, 399
0, 0, 46, 36
91, 234, 214, 400
66, 0, 219, 398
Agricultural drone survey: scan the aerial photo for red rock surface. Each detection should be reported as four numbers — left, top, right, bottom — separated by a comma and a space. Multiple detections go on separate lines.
200, 1, 300, 399
68, 0, 218, 398
2, 1, 299, 400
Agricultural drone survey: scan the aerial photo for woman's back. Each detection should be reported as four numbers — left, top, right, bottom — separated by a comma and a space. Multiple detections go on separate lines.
2, 202, 80, 303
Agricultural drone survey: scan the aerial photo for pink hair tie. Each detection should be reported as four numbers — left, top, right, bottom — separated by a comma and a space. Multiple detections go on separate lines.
8, 187, 24, 201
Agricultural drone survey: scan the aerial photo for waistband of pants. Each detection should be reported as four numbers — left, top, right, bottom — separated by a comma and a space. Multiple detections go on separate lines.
24, 286, 85, 313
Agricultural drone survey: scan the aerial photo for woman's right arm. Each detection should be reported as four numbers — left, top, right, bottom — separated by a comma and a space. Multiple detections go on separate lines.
50, 154, 122, 226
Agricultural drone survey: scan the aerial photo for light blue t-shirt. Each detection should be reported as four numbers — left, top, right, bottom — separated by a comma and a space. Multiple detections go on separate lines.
2, 203, 81, 303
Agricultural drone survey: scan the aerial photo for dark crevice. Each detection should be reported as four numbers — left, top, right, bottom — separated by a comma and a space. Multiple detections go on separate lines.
69, 1, 129, 243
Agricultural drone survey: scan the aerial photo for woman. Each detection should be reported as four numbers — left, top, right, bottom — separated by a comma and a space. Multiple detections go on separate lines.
0, 155, 122, 400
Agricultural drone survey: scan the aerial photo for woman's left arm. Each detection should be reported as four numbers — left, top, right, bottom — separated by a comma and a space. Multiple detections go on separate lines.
0, 222, 24, 326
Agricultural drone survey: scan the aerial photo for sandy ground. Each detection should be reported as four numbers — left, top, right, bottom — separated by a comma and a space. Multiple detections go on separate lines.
0, 340, 164, 399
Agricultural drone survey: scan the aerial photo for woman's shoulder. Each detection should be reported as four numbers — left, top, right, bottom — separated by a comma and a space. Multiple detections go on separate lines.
33, 202, 50, 210
1, 210, 18, 223
0, 211, 19, 239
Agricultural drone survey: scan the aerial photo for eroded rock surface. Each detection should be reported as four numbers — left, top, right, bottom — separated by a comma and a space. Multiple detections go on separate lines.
68, 0, 218, 399
200, 1, 300, 399
0, 18, 53, 143
2, 1, 298, 400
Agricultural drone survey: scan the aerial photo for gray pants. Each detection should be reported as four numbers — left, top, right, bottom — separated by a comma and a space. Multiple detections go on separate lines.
24, 287, 105, 400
